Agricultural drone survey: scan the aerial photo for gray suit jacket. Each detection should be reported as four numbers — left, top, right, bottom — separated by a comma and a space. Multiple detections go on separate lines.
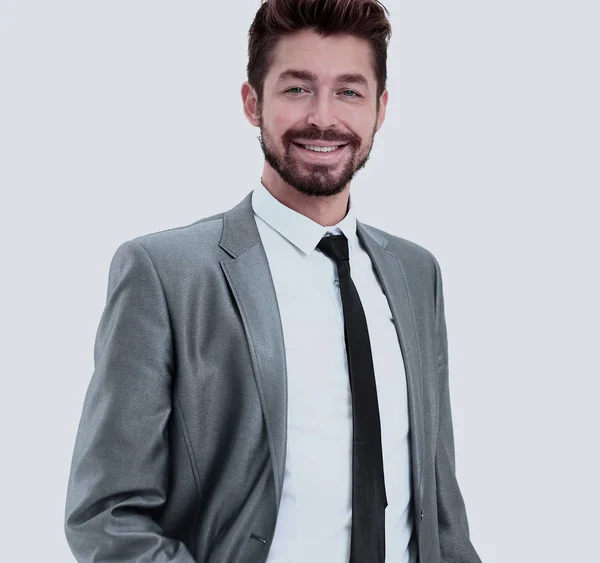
65, 192, 482, 563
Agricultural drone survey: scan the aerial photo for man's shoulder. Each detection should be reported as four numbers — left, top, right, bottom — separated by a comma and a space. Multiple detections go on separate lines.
120, 192, 254, 260
125, 209, 228, 257
108, 210, 229, 276
135, 211, 225, 247
359, 222, 438, 266
359, 222, 443, 295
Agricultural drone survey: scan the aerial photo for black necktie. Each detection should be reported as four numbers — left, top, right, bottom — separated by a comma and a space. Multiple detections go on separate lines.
317, 232, 387, 563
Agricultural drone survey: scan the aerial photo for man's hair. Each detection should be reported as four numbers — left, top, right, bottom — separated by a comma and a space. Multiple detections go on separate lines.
247, 0, 392, 105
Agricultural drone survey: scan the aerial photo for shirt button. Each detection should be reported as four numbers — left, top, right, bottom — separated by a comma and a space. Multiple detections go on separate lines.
334, 279, 340, 287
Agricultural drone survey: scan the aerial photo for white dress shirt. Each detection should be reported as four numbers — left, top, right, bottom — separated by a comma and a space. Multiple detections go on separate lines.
253, 181, 416, 563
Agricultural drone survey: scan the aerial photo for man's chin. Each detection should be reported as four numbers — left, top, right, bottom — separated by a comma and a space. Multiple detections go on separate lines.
282, 160, 357, 195
285, 174, 349, 197
262, 148, 354, 196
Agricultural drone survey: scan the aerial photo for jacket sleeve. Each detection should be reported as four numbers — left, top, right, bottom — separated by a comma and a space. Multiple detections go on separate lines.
64, 240, 196, 562
432, 255, 483, 562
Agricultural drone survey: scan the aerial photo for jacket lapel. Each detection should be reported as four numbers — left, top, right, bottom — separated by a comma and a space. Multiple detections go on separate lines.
356, 222, 425, 508
218, 192, 425, 511
219, 193, 288, 508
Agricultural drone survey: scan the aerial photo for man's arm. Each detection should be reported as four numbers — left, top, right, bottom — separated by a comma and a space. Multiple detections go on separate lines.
433, 255, 483, 562
65, 240, 196, 562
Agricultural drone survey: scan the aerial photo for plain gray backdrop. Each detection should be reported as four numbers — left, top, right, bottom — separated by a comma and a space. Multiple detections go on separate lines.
1, 1, 598, 561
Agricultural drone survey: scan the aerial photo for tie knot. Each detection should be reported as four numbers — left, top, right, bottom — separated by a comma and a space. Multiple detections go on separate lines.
317, 233, 349, 263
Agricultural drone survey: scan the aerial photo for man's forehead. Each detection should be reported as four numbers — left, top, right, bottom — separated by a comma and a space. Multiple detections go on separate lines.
267, 32, 377, 86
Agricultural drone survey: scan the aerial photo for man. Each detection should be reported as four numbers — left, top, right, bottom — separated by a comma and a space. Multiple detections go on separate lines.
65, 1, 482, 562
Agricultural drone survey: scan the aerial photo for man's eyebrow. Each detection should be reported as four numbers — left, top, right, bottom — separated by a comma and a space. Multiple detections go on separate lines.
277, 69, 370, 89
277, 69, 318, 82
336, 73, 370, 88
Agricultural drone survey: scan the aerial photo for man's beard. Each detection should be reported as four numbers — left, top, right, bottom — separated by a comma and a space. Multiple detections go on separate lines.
257, 112, 377, 198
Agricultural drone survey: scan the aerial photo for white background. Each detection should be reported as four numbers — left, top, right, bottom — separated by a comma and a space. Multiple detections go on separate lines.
1, 1, 598, 561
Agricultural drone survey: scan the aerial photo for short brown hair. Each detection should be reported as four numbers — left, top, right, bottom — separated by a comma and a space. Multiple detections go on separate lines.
247, 0, 392, 105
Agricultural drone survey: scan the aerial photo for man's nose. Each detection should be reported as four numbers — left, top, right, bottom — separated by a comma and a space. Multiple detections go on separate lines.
307, 93, 339, 129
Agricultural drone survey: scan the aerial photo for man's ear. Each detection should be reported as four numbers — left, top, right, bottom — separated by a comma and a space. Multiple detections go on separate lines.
241, 82, 260, 127
375, 88, 389, 132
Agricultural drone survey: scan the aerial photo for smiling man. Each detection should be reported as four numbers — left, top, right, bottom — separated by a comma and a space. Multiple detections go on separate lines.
245, 30, 385, 222
65, 1, 483, 562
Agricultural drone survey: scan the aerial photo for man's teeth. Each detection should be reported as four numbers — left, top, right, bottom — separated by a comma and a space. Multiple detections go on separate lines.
302, 144, 342, 153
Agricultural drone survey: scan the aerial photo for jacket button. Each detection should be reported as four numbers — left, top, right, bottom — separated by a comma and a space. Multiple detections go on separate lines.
420, 509, 424, 520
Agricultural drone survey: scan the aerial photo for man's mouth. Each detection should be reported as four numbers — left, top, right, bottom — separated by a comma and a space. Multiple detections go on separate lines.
292, 142, 348, 153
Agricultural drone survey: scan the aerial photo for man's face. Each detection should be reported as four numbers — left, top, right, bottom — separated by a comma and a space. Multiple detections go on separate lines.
256, 30, 387, 198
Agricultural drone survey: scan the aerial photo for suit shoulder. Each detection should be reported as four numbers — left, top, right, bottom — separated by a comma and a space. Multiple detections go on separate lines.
361, 223, 439, 266
361, 223, 444, 299
113, 212, 226, 262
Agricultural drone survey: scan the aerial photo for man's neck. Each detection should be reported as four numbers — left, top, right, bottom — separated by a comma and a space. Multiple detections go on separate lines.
261, 169, 350, 227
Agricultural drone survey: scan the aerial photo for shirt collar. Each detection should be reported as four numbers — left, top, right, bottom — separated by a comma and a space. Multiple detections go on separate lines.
252, 180, 359, 256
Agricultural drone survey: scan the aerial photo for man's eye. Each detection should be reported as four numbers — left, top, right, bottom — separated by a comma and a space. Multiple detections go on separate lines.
342, 90, 360, 97
286, 87, 306, 94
